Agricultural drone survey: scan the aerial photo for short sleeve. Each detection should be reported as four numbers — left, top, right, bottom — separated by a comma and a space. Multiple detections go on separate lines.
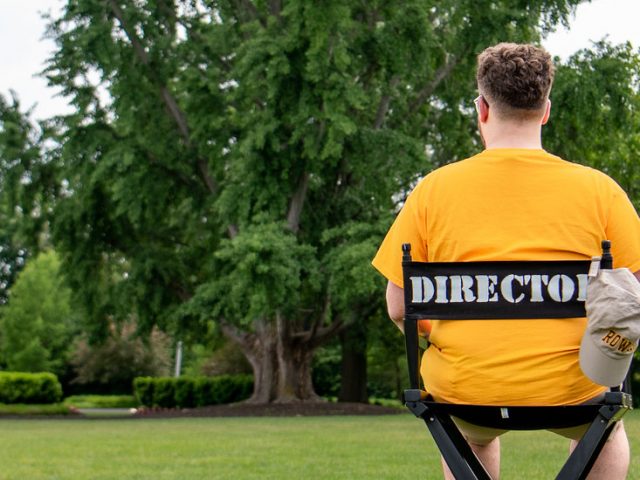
371, 181, 428, 287
605, 184, 640, 273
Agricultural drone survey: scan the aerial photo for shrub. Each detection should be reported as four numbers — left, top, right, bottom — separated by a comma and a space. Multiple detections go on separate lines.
193, 376, 216, 407
0, 372, 62, 404
133, 377, 154, 407
70, 323, 172, 395
174, 377, 195, 408
133, 375, 253, 408
153, 378, 176, 408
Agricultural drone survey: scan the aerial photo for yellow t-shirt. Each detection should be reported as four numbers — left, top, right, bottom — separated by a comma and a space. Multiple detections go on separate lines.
372, 148, 640, 406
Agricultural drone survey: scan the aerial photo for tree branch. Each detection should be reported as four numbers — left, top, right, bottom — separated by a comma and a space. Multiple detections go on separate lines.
286, 171, 309, 233
313, 317, 347, 347
220, 318, 254, 347
374, 75, 400, 129
269, 0, 282, 17
108, 1, 190, 140
107, 0, 219, 195
169, 280, 192, 302
157, 0, 177, 36
408, 55, 458, 114
291, 293, 335, 345
230, 0, 267, 27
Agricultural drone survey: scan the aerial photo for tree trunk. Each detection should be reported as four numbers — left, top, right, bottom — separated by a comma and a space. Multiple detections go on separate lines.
225, 316, 321, 404
243, 321, 278, 404
275, 314, 321, 403
338, 322, 368, 403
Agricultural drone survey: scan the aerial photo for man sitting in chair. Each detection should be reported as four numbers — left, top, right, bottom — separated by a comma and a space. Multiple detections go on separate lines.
372, 43, 640, 479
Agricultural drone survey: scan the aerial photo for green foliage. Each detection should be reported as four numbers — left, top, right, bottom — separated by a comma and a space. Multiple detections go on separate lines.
0, 251, 77, 376
323, 221, 390, 312
0, 403, 72, 415
545, 41, 640, 208
0, 371, 62, 404
182, 342, 252, 377
132, 377, 154, 408
63, 394, 137, 408
133, 375, 253, 408
367, 315, 407, 400
28, 0, 582, 330
188, 220, 320, 329
312, 342, 342, 398
153, 377, 177, 408
0, 94, 56, 250
2, 0, 636, 402
174, 377, 195, 408
69, 322, 171, 394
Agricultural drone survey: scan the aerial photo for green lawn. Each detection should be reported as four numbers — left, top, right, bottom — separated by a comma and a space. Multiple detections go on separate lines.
0, 410, 638, 479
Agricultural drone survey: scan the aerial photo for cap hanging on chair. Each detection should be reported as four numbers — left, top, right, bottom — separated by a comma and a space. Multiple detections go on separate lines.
579, 253, 640, 387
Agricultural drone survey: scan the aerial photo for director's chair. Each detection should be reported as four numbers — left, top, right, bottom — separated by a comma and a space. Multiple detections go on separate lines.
400, 242, 632, 480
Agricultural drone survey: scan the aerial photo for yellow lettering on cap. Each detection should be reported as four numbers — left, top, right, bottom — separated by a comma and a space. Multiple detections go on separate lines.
601, 330, 636, 353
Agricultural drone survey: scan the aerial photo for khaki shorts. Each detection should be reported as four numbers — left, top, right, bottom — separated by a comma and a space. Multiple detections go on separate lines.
445, 393, 614, 446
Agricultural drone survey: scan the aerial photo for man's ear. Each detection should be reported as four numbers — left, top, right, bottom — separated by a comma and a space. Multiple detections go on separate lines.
541, 99, 551, 125
478, 96, 489, 122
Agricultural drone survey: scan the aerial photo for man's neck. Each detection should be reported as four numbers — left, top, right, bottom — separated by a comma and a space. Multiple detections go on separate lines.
481, 120, 544, 150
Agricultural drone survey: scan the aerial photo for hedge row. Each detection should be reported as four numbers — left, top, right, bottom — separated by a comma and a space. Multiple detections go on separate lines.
133, 375, 253, 408
0, 372, 63, 404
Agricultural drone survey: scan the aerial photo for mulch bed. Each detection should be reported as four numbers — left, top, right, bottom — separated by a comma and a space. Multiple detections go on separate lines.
0, 402, 406, 420
133, 401, 405, 418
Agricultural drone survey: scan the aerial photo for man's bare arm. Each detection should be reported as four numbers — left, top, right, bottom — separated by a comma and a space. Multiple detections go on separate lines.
385, 281, 405, 331
386, 281, 432, 339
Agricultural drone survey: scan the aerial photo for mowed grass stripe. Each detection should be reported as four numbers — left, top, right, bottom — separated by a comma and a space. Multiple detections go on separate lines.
0, 410, 637, 479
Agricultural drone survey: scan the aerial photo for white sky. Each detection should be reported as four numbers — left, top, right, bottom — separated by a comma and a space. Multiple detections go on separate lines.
1, 0, 639, 120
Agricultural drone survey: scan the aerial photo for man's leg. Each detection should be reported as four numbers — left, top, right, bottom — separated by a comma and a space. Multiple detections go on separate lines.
442, 436, 501, 480
569, 421, 629, 480
440, 416, 504, 479
441, 437, 500, 480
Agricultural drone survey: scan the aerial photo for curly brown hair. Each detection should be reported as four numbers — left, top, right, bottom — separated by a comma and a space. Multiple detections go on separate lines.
476, 43, 554, 120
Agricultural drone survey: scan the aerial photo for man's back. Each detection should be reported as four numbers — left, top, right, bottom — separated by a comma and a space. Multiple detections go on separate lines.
374, 42, 639, 479
420, 148, 637, 265
372, 147, 640, 405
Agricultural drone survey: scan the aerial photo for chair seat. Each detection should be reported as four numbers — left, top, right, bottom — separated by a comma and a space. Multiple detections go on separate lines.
426, 402, 605, 430
405, 390, 632, 430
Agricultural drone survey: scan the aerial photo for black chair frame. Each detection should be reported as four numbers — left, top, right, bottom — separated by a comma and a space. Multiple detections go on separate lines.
400, 243, 632, 480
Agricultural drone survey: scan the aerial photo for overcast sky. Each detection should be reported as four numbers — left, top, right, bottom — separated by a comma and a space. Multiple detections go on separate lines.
1, 0, 640, 120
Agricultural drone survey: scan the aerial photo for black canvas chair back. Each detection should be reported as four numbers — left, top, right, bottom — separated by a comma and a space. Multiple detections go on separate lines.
401, 242, 633, 480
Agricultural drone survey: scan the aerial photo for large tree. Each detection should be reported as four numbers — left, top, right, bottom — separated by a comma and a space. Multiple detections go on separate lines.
1, 0, 619, 403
